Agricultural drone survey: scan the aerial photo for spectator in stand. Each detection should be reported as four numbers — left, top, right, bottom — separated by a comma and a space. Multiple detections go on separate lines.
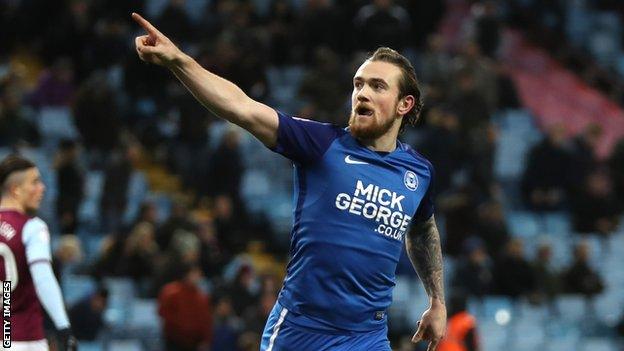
170, 91, 212, 190
438, 183, 480, 257
213, 194, 248, 257
452, 42, 497, 114
449, 68, 491, 138
156, 0, 196, 44
452, 237, 493, 299
204, 128, 244, 209
418, 106, 462, 194
420, 34, 453, 90
131, 200, 159, 229
521, 124, 573, 212
197, 217, 226, 280
471, 0, 501, 59
156, 199, 196, 251
608, 137, 624, 208
563, 241, 605, 297
100, 143, 139, 232
571, 169, 620, 236
353, 0, 411, 52
159, 264, 212, 351
243, 274, 280, 334
54, 139, 84, 234
570, 123, 602, 187
530, 243, 562, 307
68, 287, 109, 341
226, 264, 260, 318
299, 0, 349, 60
72, 72, 121, 161
151, 229, 200, 297
0, 86, 39, 147
475, 200, 510, 257
266, 0, 299, 66
27, 57, 75, 108
493, 238, 535, 299
52, 235, 83, 282
298, 46, 350, 125
117, 222, 159, 285
437, 293, 480, 351
211, 295, 242, 351
492, 62, 520, 110
89, 234, 125, 279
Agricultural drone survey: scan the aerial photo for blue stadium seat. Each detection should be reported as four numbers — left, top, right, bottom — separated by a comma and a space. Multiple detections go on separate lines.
127, 299, 160, 330
106, 340, 143, 351
103, 278, 136, 328
543, 212, 572, 236
546, 334, 581, 351
77, 341, 103, 351
36, 107, 78, 147
557, 295, 588, 323
63, 274, 97, 306
123, 171, 149, 224
78, 171, 104, 226
506, 211, 540, 238
479, 320, 508, 351
581, 338, 618, 351
405, 292, 430, 326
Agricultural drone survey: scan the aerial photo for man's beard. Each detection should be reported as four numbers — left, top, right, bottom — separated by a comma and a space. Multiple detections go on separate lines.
348, 111, 395, 140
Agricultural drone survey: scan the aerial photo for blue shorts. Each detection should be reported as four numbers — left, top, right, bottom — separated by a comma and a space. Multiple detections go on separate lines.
260, 302, 391, 351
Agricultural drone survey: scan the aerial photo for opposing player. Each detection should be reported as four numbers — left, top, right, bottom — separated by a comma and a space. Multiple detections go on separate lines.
133, 12, 446, 351
0, 155, 77, 351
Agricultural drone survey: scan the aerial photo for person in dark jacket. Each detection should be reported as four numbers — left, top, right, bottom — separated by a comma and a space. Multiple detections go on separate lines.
55, 139, 84, 234
68, 287, 109, 341
563, 241, 605, 297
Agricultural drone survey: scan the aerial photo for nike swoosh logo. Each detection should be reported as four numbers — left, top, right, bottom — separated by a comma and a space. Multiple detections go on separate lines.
344, 155, 369, 165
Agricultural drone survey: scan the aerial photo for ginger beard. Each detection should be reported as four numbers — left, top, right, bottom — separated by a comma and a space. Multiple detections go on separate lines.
348, 101, 399, 140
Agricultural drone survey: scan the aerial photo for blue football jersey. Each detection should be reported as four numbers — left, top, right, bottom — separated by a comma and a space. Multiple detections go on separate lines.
270, 111, 435, 332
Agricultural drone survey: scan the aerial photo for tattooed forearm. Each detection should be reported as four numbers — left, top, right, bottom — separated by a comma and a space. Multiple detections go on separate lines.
405, 215, 445, 302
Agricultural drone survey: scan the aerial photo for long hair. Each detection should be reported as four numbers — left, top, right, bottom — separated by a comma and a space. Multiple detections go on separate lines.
367, 47, 424, 133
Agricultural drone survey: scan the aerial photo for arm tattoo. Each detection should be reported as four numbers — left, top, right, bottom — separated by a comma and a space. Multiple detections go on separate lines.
405, 214, 445, 302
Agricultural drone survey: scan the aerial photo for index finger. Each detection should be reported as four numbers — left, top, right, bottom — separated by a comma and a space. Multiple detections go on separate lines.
131, 12, 161, 36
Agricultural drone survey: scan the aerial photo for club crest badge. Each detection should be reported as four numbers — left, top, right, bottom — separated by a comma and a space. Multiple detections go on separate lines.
404, 171, 418, 191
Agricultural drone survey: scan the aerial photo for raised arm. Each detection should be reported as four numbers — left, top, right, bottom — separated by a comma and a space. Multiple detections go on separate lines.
405, 214, 446, 351
131, 13, 278, 147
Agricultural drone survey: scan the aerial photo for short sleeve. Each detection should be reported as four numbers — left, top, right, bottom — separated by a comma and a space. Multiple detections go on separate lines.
270, 111, 343, 164
414, 164, 436, 221
22, 217, 52, 264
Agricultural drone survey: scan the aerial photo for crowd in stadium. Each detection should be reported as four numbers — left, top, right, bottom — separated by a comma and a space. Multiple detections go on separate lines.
2, 0, 624, 350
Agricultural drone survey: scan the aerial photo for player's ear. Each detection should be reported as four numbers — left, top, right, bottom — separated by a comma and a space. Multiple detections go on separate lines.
397, 95, 415, 117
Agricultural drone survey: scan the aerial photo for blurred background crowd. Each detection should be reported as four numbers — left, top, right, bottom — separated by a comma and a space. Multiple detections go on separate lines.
2, 0, 624, 350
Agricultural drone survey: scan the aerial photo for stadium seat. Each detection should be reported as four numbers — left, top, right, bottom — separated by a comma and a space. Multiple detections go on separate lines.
476, 296, 515, 323
78, 171, 104, 226
76, 341, 103, 351
123, 171, 149, 224
36, 107, 78, 150
479, 320, 508, 351
106, 339, 143, 351
63, 274, 97, 306
581, 338, 618, 351
557, 295, 588, 323
506, 211, 540, 238
127, 299, 160, 330
103, 278, 137, 328
546, 335, 581, 351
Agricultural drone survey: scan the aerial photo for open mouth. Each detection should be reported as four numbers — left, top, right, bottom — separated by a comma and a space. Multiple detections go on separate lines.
355, 105, 374, 117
